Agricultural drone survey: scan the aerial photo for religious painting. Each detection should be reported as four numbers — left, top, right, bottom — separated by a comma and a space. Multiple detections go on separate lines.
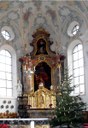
36, 39, 48, 55
34, 62, 51, 91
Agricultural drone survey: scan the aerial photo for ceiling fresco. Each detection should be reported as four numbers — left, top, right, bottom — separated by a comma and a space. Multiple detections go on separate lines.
0, 1, 88, 56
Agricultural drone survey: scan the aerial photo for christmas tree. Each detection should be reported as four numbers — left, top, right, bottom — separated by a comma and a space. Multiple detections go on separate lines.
50, 69, 86, 128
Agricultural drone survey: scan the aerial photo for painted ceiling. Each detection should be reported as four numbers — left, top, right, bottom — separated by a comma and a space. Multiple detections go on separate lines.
0, 1, 88, 56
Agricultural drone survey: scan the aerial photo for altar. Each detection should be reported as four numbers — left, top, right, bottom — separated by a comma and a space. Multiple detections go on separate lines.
18, 28, 65, 117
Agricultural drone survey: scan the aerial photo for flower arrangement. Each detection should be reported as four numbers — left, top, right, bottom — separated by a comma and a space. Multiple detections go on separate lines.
0, 124, 9, 128
0, 112, 17, 118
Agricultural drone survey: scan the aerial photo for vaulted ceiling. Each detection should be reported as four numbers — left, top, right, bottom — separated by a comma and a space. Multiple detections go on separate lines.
0, 1, 88, 57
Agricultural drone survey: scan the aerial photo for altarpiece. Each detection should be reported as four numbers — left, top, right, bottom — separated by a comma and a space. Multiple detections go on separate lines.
19, 28, 65, 117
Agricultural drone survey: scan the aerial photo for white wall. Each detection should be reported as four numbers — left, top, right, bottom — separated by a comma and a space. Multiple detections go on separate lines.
0, 98, 17, 113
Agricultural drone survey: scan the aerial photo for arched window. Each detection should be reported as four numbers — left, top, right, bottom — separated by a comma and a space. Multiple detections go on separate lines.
0, 45, 17, 98
67, 40, 85, 95
72, 44, 84, 95
0, 50, 12, 97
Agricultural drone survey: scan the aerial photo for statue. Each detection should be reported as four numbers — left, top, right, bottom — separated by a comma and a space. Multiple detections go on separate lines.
17, 80, 22, 96
38, 92, 45, 108
37, 82, 45, 108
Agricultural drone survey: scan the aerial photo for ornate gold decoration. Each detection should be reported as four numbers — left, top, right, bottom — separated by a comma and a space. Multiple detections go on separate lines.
28, 84, 56, 108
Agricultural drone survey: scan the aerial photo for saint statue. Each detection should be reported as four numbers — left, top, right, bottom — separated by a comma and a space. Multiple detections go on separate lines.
38, 82, 45, 108
17, 80, 22, 96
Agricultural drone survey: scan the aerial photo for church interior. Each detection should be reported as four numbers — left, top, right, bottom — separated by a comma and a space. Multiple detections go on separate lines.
0, 0, 88, 127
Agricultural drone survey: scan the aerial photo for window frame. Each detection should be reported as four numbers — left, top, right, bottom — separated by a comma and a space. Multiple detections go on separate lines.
71, 25, 79, 36
1, 26, 15, 41
0, 50, 12, 97
72, 44, 84, 95
67, 21, 79, 37
67, 40, 85, 96
0, 44, 17, 98
1, 30, 11, 41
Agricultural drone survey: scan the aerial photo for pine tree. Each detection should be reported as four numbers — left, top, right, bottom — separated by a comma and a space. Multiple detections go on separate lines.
50, 69, 86, 128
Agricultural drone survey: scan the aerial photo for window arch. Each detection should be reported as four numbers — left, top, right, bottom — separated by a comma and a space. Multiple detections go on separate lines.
67, 40, 85, 95
0, 44, 17, 98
